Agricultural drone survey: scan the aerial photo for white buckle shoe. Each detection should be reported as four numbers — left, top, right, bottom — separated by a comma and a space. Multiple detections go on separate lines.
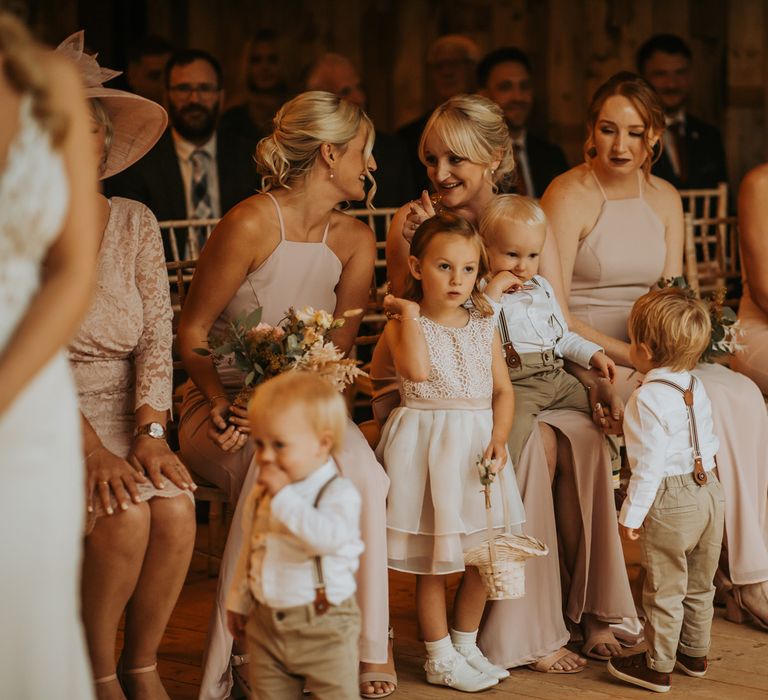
454, 644, 510, 680
425, 651, 499, 692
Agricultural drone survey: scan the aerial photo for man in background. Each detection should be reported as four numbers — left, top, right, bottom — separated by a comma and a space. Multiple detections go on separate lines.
637, 33, 727, 191
397, 35, 481, 194
124, 35, 173, 105
106, 49, 259, 257
477, 46, 568, 197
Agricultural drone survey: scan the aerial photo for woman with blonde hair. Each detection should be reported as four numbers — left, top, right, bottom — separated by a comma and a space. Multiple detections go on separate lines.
381, 93, 637, 674
544, 70, 768, 631
178, 91, 396, 698
0, 13, 99, 698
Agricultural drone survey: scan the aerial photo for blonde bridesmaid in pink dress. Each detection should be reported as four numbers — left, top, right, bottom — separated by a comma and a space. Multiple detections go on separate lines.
544, 71, 768, 633
383, 95, 637, 673
177, 92, 396, 699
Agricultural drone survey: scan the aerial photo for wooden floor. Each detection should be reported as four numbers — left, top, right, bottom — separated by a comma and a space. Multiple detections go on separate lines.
152, 538, 768, 700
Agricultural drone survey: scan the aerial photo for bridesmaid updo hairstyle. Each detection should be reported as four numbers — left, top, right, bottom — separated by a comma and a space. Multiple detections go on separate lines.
585, 71, 665, 177
256, 90, 377, 207
405, 212, 493, 317
0, 12, 67, 146
418, 94, 514, 193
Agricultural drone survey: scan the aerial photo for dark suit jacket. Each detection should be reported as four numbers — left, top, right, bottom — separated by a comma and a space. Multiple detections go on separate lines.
525, 133, 569, 198
104, 128, 260, 223
651, 113, 727, 191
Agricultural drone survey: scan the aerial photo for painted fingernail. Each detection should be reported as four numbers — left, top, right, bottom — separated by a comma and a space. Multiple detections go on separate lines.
87, 505, 93, 513
106, 507, 114, 515
159, 481, 166, 488
134, 496, 141, 503
121, 502, 128, 511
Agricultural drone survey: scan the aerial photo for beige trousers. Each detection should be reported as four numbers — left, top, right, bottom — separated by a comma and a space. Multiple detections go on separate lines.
640, 473, 725, 673
507, 350, 591, 464
246, 596, 361, 700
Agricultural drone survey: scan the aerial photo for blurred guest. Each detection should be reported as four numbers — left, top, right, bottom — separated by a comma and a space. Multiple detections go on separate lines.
125, 34, 173, 105
0, 16, 99, 700
305, 53, 414, 206
105, 49, 259, 258
220, 29, 290, 145
397, 35, 481, 193
637, 34, 727, 190
478, 47, 568, 197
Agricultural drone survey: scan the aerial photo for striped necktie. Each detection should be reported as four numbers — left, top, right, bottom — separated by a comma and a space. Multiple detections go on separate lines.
190, 149, 212, 256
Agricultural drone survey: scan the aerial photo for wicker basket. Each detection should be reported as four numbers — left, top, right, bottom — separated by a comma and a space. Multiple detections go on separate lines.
463, 470, 548, 600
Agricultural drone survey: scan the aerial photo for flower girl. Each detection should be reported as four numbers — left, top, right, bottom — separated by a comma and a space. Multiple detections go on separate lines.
376, 212, 524, 691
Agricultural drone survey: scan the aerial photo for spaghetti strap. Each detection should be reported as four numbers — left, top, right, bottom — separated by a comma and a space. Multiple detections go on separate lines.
321, 220, 330, 243
264, 191, 286, 241
589, 168, 608, 201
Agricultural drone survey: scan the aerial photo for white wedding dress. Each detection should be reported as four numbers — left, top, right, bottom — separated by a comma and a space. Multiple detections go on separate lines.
0, 96, 94, 698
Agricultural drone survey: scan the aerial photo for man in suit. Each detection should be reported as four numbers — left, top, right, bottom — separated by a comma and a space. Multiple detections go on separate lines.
637, 34, 727, 191
477, 47, 568, 198
305, 53, 415, 208
105, 49, 260, 257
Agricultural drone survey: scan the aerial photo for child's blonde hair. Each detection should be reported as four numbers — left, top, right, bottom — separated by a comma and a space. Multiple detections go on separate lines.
628, 288, 711, 371
248, 371, 347, 449
405, 212, 493, 316
479, 194, 547, 246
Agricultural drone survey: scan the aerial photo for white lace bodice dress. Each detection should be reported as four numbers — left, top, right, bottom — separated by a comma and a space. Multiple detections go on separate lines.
0, 97, 94, 697
376, 310, 525, 575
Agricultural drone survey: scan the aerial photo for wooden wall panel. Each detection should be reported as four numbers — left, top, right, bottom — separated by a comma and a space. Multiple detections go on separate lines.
13, 0, 768, 192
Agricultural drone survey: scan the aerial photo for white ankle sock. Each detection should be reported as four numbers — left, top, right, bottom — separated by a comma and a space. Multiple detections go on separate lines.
425, 635, 455, 661
450, 629, 479, 648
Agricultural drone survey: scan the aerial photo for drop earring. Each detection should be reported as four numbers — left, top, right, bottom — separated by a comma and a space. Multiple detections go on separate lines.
329, 170, 335, 179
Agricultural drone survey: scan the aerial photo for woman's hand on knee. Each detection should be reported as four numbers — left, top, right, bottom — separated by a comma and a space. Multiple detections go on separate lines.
129, 436, 196, 492
86, 445, 147, 515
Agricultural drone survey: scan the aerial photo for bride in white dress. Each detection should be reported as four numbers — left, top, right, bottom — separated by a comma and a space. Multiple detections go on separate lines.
0, 15, 100, 698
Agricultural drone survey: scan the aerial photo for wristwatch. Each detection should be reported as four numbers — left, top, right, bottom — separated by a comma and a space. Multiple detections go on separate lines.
134, 422, 167, 440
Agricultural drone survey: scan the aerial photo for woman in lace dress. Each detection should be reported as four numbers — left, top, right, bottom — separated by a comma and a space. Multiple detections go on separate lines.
382, 94, 637, 673
59, 33, 196, 699
0, 15, 99, 699
544, 71, 768, 632
178, 92, 395, 698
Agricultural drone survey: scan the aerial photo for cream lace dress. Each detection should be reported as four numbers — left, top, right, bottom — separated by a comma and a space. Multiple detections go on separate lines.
376, 309, 525, 575
68, 197, 193, 531
0, 96, 94, 697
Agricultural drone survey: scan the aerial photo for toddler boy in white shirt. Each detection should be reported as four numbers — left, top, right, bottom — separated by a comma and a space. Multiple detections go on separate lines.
608, 288, 724, 693
480, 195, 615, 463
226, 371, 364, 700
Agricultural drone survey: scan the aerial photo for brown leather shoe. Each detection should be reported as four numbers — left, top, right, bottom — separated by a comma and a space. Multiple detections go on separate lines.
675, 652, 708, 677
607, 653, 671, 693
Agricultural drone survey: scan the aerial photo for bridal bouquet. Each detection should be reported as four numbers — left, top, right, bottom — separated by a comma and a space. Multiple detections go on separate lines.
195, 306, 365, 403
658, 277, 743, 361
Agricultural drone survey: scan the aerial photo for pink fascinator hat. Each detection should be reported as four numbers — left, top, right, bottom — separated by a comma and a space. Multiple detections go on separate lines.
56, 31, 168, 179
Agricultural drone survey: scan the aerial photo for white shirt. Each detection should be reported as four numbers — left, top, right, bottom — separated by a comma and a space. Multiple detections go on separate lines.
171, 129, 221, 218
226, 459, 363, 613
619, 367, 719, 529
485, 274, 602, 368
512, 131, 535, 198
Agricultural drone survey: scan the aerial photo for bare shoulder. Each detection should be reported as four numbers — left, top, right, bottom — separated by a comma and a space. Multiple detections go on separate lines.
645, 174, 683, 216
740, 163, 768, 195
543, 164, 598, 203
215, 192, 276, 238
330, 209, 375, 256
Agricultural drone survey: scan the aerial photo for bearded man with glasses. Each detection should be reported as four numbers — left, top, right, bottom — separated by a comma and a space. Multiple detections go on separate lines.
106, 49, 260, 259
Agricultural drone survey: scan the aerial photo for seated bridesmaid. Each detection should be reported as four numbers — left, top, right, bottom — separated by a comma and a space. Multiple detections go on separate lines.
544, 70, 768, 632
382, 94, 637, 673
732, 164, 768, 396
63, 36, 196, 700
177, 92, 394, 698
